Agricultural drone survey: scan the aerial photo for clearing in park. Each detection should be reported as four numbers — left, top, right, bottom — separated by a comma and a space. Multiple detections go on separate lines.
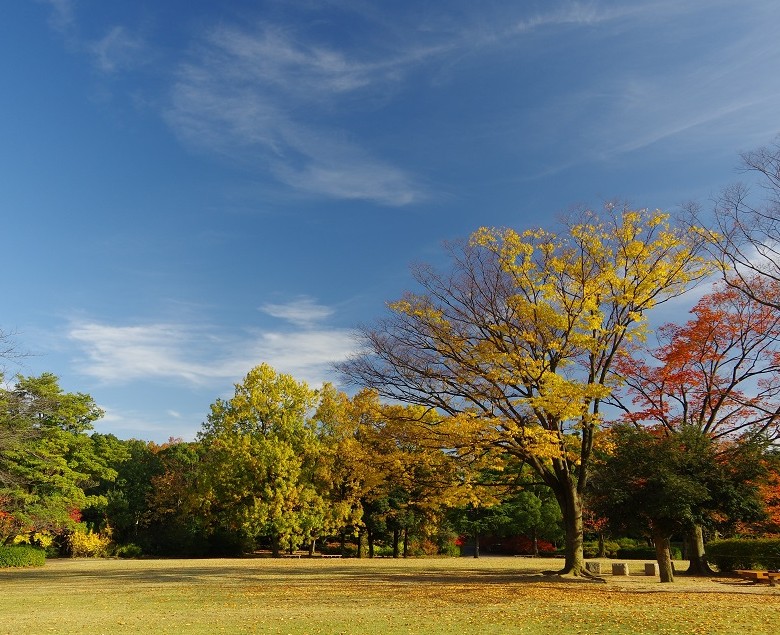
1, 556, 778, 635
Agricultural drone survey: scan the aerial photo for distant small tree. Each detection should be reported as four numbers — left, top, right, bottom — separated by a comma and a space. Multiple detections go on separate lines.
511, 487, 563, 555
590, 425, 764, 582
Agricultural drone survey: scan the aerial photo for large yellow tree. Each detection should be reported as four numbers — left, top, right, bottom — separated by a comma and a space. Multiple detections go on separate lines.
198, 364, 321, 556
339, 206, 712, 575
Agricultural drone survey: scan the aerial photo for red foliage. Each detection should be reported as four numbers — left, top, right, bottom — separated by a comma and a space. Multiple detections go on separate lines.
615, 279, 780, 442
480, 534, 556, 555
583, 508, 608, 533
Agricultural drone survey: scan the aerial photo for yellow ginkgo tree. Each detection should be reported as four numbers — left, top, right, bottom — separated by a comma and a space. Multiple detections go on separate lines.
339, 206, 713, 575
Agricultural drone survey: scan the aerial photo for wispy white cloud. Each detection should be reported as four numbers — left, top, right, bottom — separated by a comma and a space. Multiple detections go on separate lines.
46, 1, 779, 199
68, 322, 216, 385
242, 328, 357, 386
89, 26, 147, 73
41, 0, 75, 33
500, 1, 780, 175
67, 310, 358, 389
260, 297, 335, 329
41, 2, 149, 74
166, 22, 431, 206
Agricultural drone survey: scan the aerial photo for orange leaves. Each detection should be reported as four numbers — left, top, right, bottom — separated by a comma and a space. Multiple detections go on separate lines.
757, 464, 780, 533
615, 276, 780, 441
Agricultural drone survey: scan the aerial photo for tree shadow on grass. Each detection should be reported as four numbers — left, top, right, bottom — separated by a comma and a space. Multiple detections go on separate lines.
0, 560, 606, 588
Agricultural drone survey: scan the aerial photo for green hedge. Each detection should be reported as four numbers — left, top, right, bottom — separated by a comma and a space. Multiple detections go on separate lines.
616, 546, 682, 560
0, 545, 46, 568
707, 538, 780, 572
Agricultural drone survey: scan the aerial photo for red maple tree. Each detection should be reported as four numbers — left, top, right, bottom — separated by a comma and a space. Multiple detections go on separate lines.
614, 279, 780, 442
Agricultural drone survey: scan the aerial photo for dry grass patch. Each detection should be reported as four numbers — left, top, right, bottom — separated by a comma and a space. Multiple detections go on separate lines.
1, 556, 778, 634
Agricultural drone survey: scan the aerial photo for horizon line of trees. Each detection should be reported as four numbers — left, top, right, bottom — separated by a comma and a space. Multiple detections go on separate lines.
0, 361, 777, 568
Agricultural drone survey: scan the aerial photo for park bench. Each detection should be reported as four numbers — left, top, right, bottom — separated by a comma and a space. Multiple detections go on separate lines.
735, 569, 780, 587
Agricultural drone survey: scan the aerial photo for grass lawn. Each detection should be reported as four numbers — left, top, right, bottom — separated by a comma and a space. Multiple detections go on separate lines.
1, 556, 778, 635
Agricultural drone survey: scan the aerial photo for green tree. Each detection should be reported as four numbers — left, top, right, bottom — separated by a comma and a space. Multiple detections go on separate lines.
199, 363, 321, 556
145, 439, 207, 555
590, 425, 764, 582
0, 374, 120, 544
510, 487, 563, 555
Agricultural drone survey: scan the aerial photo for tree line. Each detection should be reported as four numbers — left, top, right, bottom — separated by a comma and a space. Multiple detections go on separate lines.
2, 139, 780, 581
0, 367, 563, 559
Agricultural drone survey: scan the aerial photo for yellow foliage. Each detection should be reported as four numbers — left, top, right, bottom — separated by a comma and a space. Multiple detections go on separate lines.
13, 532, 54, 549
515, 425, 563, 460
69, 528, 112, 557
386, 208, 714, 471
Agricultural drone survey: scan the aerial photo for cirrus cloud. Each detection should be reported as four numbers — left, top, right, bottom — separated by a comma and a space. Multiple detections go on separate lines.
67, 301, 359, 388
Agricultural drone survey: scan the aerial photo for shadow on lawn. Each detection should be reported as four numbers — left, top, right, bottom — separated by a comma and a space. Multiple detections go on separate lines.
1, 560, 604, 587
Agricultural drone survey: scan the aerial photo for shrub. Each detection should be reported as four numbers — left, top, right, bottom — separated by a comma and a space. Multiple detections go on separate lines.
439, 541, 461, 557
13, 531, 54, 550
616, 537, 645, 550
115, 543, 143, 559
413, 538, 441, 557
583, 540, 621, 558
512, 536, 557, 555
0, 545, 46, 568
617, 545, 682, 560
69, 530, 112, 557
371, 544, 396, 557
707, 538, 780, 572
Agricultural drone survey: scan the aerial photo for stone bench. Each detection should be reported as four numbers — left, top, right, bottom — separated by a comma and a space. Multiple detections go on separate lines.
644, 562, 659, 576
611, 562, 630, 576
585, 561, 602, 575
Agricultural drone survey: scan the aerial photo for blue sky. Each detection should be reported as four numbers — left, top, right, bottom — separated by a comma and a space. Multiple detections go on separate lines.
2, 0, 779, 442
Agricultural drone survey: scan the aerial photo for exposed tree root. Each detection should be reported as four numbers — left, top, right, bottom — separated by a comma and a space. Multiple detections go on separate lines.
541, 568, 606, 583
680, 563, 716, 577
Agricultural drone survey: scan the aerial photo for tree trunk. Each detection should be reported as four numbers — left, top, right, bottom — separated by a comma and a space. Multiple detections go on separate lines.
367, 528, 375, 558
684, 524, 714, 575
308, 537, 316, 556
531, 527, 539, 557
392, 528, 400, 558
402, 526, 409, 558
339, 530, 346, 557
357, 528, 364, 559
474, 530, 480, 559
553, 479, 586, 575
597, 532, 606, 558
652, 525, 675, 583
271, 534, 280, 558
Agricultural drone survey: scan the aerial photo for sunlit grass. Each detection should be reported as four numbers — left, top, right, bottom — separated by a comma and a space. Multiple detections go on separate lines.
1, 556, 778, 634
